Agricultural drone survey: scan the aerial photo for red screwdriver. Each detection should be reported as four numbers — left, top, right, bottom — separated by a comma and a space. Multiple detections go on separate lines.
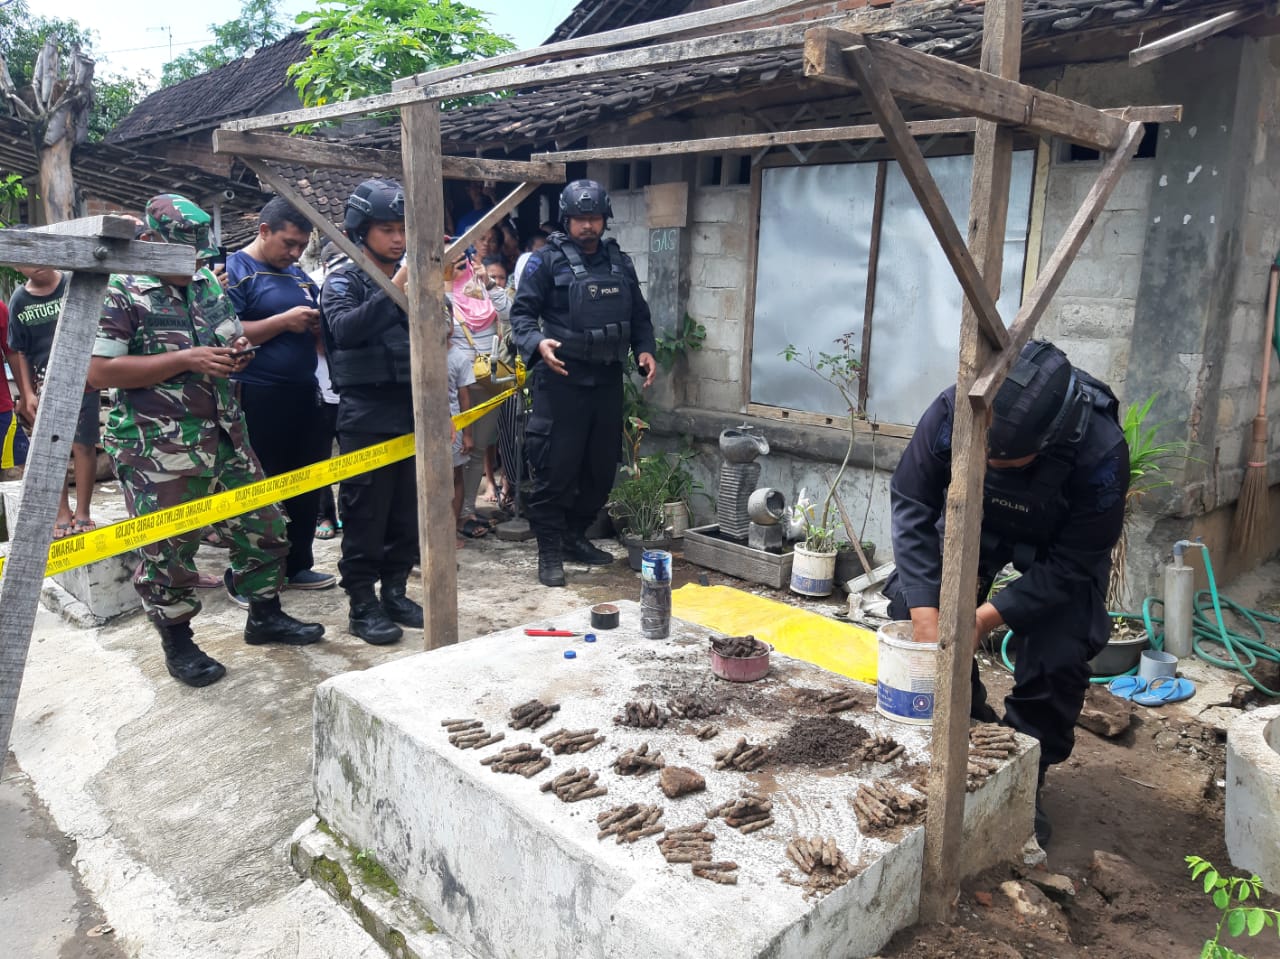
523, 628, 581, 637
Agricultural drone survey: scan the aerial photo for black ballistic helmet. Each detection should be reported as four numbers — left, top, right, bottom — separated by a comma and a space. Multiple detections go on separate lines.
559, 179, 612, 225
988, 340, 1081, 460
344, 178, 406, 241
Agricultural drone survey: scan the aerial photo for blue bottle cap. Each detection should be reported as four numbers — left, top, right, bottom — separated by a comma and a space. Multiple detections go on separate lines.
584, 633, 597, 643
564, 649, 577, 659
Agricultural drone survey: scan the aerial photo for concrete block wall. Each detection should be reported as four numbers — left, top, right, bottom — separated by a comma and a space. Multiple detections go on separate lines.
596, 39, 1279, 594
1216, 37, 1280, 501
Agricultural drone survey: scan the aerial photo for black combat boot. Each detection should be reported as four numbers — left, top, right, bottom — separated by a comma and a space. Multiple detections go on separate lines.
381, 582, 424, 628
244, 596, 325, 646
1034, 767, 1053, 848
158, 621, 226, 687
348, 587, 403, 645
537, 534, 566, 587
562, 531, 613, 566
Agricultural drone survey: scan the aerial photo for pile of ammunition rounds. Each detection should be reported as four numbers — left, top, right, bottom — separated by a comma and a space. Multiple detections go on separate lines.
967, 724, 1018, 791
480, 743, 550, 778
508, 699, 560, 731
615, 700, 667, 728
693, 724, 719, 740
540, 767, 607, 803
540, 727, 605, 754
785, 836, 854, 879
814, 690, 862, 714
612, 742, 665, 775
707, 793, 774, 834
852, 782, 926, 832
596, 803, 664, 844
667, 693, 722, 720
440, 718, 504, 750
710, 635, 768, 659
713, 736, 767, 771
857, 735, 905, 763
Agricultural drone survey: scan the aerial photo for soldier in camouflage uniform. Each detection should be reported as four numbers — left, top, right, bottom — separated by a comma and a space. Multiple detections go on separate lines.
87, 194, 326, 688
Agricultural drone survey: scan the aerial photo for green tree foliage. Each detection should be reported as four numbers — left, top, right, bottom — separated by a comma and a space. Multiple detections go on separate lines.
289, 0, 515, 108
161, 0, 289, 87
88, 75, 152, 142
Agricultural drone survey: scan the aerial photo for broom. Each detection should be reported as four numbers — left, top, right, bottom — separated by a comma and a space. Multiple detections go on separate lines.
1231, 255, 1280, 554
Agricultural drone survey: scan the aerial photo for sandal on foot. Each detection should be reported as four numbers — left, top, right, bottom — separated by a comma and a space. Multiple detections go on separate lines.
194, 572, 221, 589
1131, 675, 1195, 707
72, 518, 96, 534
52, 522, 74, 539
1107, 675, 1147, 701
457, 517, 489, 539
315, 519, 338, 540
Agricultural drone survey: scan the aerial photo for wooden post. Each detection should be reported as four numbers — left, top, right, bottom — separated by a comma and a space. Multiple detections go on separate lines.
400, 101, 459, 650
919, 0, 1021, 923
0, 219, 193, 759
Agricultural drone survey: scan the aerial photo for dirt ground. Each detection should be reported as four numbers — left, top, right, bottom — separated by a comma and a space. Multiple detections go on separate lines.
462, 529, 1280, 958
878, 635, 1280, 957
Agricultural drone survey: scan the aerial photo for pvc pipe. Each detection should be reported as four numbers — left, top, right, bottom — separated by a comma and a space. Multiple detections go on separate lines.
1164, 561, 1196, 658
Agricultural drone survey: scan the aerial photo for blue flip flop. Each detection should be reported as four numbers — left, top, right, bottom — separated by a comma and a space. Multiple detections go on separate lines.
1108, 676, 1147, 700
1131, 675, 1195, 707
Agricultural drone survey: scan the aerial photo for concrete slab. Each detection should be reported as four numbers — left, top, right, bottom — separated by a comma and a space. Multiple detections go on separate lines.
1225, 704, 1280, 888
313, 602, 1039, 959
1, 478, 142, 621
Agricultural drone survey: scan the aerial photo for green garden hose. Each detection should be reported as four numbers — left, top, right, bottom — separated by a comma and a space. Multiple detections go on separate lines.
998, 546, 1280, 695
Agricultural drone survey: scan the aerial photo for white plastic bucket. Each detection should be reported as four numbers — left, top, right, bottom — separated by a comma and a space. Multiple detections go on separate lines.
790, 545, 836, 597
876, 620, 936, 725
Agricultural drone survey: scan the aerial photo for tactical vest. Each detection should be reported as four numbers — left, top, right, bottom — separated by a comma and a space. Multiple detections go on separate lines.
321, 266, 413, 391
540, 236, 633, 364
981, 371, 1121, 569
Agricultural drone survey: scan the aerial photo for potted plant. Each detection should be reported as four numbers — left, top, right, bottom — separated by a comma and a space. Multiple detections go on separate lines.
790, 496, 841, 596
781, 334, 865, 597
609, 458, 675, 571
651, 449, 703, 540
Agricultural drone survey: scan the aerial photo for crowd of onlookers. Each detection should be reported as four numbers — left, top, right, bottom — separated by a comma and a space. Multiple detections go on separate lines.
0, 181, 553, 681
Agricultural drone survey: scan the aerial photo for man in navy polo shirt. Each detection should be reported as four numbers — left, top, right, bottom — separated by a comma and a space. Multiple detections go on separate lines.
224, 197, 336, 597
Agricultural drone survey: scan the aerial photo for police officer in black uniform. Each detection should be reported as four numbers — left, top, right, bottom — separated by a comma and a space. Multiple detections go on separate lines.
883, 340, 1129, 846
511, 180, 657, 587
319, 178, 420, 644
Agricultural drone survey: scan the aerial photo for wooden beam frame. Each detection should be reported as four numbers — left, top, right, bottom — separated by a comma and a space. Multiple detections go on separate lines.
0, 232, 194, 274
805, 29, 1132, 150
970, 119, 1146, 402
1129, 8, 1262, 66
537, 119, 977, 163
213, 129, 567, 183
532, 105, 1178, 165
392, 0, 825, 90
240, 156, 409, 312
919, 0, 1020, 922
443, 182, 540, 262
0, 219, 196, 761
221, 0, 957, 132
835, 35, 1009, 351
401, 101, 459, 651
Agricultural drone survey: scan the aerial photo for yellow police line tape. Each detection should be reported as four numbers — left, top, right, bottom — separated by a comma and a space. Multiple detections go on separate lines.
0, 385, 517, 581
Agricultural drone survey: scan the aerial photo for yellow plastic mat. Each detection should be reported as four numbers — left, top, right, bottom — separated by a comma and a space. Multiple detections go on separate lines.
672, 584, 878, 684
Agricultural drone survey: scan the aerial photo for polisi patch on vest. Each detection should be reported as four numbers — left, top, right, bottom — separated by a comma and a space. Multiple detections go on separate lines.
586, 281, 623, 300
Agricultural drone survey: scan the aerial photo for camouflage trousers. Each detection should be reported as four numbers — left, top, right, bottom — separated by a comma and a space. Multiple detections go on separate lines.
112, 431, 288, 626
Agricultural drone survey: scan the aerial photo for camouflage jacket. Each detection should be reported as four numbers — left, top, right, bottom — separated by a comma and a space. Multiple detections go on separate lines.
93, 268, 247, 469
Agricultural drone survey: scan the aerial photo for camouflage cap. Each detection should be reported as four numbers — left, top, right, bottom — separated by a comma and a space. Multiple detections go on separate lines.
144, 194, 217, 259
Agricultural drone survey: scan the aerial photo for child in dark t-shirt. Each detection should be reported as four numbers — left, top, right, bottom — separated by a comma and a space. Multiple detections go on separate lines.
7, 267, 100, 536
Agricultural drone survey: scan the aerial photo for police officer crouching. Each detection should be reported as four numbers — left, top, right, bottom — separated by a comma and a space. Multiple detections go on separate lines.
511, 180, 657, 587
319, 179, 421, 644
883, 340, 1129, 846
